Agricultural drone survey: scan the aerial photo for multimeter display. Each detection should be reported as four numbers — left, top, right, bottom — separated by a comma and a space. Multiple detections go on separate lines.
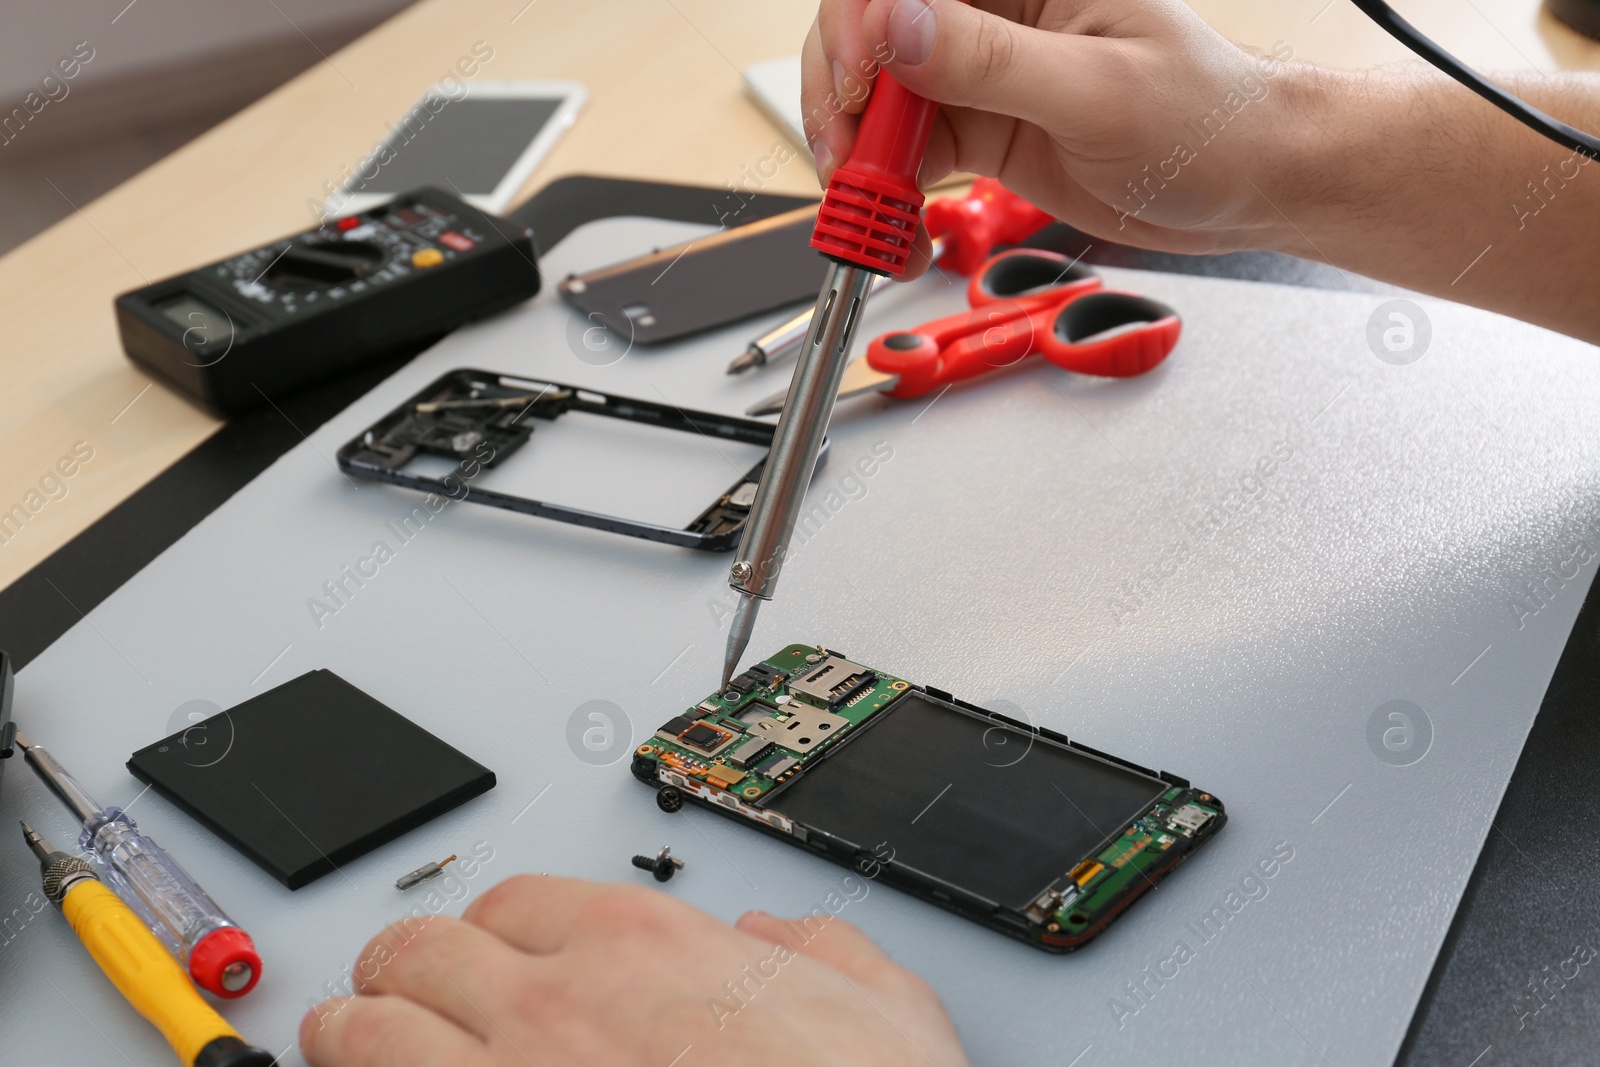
115, 187, 540, 415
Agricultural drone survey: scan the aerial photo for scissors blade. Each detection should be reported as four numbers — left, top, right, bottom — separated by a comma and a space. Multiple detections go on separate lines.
745, 357, 898, 417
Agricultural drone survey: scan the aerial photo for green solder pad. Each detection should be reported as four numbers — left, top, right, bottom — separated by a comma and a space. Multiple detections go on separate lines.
632, 643, 1226, 952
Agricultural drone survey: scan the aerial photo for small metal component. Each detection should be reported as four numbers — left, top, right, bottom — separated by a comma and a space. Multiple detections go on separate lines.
220, 961, 254, 992
22, 820, 96, 907
725, 343, 770, 376
395, 854, 457, 891
415, 394, 534, 414
631, 845, 685, 882
15, 731, 99, 824
728, 483, 759, 508
1169, 803, 1214, 835
756, 755, 799, 779
655, 786, 684, 813
788, 655, 875, 709
750, 704, 850, 754
729, 736, 774, 768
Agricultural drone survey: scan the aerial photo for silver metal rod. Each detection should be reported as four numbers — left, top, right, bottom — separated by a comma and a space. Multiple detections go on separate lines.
722, 259, 878, 683
16, 730, 101, 824
729, 260, 877, 603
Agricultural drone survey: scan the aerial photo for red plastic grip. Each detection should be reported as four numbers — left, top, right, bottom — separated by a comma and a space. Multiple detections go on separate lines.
189, 926, 262, 998
923, 177, 1055, 277
811, 71, 939, 276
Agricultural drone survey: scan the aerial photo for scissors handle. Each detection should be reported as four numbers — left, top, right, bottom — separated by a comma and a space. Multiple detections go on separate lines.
864, 248, 1106, 398
1039, 291, 1181, 377
866, 301, 1038, 398
861, 250, 1179, 399
966, 248, 1100, 309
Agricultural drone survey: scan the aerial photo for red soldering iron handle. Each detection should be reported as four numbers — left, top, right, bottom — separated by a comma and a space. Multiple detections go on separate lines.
810, 72, 942, 276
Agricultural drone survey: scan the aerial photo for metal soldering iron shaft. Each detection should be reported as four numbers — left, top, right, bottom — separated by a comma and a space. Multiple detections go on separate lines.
722, 259, 880, 684
727, 266, 903, 375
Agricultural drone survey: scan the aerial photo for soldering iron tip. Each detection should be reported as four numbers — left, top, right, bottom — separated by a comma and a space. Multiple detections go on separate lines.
726, 345, 766, 376
722, 593, 761, 688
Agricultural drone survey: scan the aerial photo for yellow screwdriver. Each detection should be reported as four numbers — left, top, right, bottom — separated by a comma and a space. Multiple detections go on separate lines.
22, 821, 277, 1067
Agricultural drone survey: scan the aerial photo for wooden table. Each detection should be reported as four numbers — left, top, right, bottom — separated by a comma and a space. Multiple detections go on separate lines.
1, 0, 1595, 592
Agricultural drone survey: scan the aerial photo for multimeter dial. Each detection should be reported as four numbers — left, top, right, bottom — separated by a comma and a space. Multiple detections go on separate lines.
203, 199, 484, 319
263, 240, 387, 289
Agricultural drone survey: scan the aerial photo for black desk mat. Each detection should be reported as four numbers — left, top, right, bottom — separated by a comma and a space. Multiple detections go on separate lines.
0, 173, 1583, 1065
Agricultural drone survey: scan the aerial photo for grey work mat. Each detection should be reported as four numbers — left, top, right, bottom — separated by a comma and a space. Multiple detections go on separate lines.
3, 215, 1598, 1066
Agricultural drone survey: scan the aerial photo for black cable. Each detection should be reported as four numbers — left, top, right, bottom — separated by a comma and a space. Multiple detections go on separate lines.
1351, 0, 1600, 158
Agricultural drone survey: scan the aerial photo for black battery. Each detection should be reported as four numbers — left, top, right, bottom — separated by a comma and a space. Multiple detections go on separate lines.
114, 187, 540, 415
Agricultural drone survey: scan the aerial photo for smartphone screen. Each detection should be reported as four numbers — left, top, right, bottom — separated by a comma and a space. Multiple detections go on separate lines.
333, 86, 582, 214
362, 97, 564, 196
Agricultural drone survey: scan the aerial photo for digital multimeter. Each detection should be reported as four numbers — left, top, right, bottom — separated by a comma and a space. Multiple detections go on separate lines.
115, 187, 540, 415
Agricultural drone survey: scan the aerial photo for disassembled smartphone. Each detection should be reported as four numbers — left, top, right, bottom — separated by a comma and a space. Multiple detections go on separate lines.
338, 369, 817, 550
633, 644, 1225, 952
558, 204, 823, 345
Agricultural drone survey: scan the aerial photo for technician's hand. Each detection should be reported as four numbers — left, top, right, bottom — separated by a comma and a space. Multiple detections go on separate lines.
803, 0, 1299, 274
301, 875, 970, 1067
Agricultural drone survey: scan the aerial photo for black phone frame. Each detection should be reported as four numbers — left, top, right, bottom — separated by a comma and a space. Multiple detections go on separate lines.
337, 368, 823, 551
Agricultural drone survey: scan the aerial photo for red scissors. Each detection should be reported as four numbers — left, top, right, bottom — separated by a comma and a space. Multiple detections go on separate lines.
747, 248, 1180, 415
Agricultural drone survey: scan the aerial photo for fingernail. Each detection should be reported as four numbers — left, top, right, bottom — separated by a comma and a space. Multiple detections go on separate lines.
832, 59, 850, 103
813, 140, 835, 186
887, 0, 937, 66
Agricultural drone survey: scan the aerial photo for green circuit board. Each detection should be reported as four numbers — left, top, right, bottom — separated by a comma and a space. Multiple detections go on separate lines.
636, 643, 908, 803
1054, 789, 1222, 931
634, 642, 1226, 952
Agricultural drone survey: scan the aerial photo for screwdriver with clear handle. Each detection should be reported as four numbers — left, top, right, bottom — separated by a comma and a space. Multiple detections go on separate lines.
16, 730, 262, 998
21, 821, 276, 1067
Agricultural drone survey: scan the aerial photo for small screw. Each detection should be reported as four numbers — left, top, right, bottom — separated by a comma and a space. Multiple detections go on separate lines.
656, 786, 684, 813
729, 561, 753, 583
631, 845, 685, 882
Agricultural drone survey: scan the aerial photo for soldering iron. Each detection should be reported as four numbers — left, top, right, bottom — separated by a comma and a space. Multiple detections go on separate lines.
721, 0, 1599, 686
723, 61, 943, 685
